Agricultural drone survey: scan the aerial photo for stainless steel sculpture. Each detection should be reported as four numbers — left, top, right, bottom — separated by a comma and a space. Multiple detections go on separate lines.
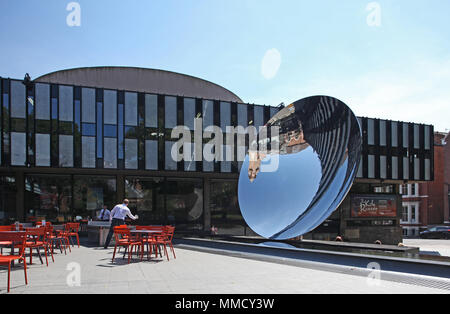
238, 96, 362, 240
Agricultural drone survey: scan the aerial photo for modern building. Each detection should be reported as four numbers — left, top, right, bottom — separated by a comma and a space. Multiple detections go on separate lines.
400, 132, 450, 237
0, 67, 435, 244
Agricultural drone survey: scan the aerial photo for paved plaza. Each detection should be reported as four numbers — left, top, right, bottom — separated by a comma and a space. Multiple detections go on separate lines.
403, 239, 450, 257
1, 242, 449, 294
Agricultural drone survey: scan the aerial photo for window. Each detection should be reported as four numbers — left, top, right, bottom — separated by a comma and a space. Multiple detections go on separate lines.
402, 206, 408, 222
10, 81, 26, 118
165, 96, 177, 129
202, 100, 214, 130
367, 119, 375, 145
166, 178, 203, 231
125, 92, 138, 126
0, 176, 17, 224
25, 175, 72, 223
35, 83, 50, 120
413, 124, 420, 149
35, 134, 50, 166
82, 88, 96, 123
59, 86, 73, 122
104, 138, 117, 169
184, 98, 196, 130
103, 90, 117, 125
402, 123, 409, 148
145, 94, 158, 128
380, 155, 387, 179
165, 141, 177, 170
411, 183, 417, 196
391, 122, 398, 147
145, 140, 158, 170
11, 132, 26, 166
254, 106, 264, 129
220, 102, 231, 133
59, 135, 73, 167
237, 104, 248, 128
379, 120, 386, 146
125, 138, 138, 169
73, 175, 116, 220
211, 181, 246, 235
125, 177, 165, 224
82, 136, 95, 168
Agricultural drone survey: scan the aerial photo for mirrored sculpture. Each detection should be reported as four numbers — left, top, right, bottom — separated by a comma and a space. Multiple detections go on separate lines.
238, 96, 362, 240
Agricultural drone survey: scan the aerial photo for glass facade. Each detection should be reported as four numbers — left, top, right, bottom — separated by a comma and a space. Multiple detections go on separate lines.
0, 77, 434, 231
210, 180, 246, 235
0, 176, 17, 224
25, 174, 72, 223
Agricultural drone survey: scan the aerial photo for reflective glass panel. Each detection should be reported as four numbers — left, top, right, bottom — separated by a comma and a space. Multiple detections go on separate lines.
211, 181, 246, 235
125, 92, 138, 126
104, 90, 117, 125
25, 175, 72, 223
165, 141, 177, 170
145, 94, 158, 128
125, 138, 138, 169
59, 86, 73, 122
165, 96, 177, 129
35, 83, 50, 120
220, 102, 231, 133
10, 81, 26, 118
254, 106, 264, 129
11, 132, 26, 166
104, 138, 117, 169
166, 178, 203, 230
35, 133, 50, 166
0, 176, 17, 224
82, 136, 96, 168
125, 177, 165, 225
202, 100, 213, 130
82, 88, 96, 123
73, 176, 117, 220
379, 120, 386, 146
184, 98, 196, 130
145, 140, 158, 170
59, 135, 73, 167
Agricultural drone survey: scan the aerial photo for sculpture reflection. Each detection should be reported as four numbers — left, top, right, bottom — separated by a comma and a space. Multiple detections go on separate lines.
239, 96, 362, 240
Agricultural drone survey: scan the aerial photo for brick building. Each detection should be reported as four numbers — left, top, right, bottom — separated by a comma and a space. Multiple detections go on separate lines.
400, 132, 450, 237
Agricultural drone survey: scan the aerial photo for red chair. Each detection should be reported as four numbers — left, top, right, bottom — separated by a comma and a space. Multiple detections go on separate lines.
154, 226, 176, 261
0, 226, 14, 255
24, 228, 51, 267
111, 226, 143, 264
65, 223, 80, 248
0, 231, 28, 293
47, 226, 70, 255
136, 226, 165, 259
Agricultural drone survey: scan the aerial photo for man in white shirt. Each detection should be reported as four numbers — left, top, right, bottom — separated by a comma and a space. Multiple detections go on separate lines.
103, 199, 139, 249
97, 205, 111, 221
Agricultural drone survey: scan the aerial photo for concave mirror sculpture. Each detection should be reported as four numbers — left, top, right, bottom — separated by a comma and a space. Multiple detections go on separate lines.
238, 96, 362, 240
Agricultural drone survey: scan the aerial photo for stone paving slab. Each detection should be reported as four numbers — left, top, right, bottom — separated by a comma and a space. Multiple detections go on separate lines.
0, 245, 449, 294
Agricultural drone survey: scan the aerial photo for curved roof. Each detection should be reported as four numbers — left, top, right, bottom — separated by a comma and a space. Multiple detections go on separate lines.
34, 66, 243, 103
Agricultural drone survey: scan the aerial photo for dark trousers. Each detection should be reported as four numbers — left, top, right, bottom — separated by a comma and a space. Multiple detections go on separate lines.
104, 218, 124, 248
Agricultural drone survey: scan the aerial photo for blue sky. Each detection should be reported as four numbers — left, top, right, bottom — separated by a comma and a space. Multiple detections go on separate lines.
0, 0, 449, 131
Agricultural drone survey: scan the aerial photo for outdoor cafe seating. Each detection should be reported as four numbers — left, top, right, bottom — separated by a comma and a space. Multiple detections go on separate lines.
1, 222, 175, 292
111, 225, 176, 264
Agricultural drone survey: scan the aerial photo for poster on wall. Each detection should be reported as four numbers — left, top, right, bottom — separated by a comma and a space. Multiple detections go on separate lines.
351, 194, 397, 218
